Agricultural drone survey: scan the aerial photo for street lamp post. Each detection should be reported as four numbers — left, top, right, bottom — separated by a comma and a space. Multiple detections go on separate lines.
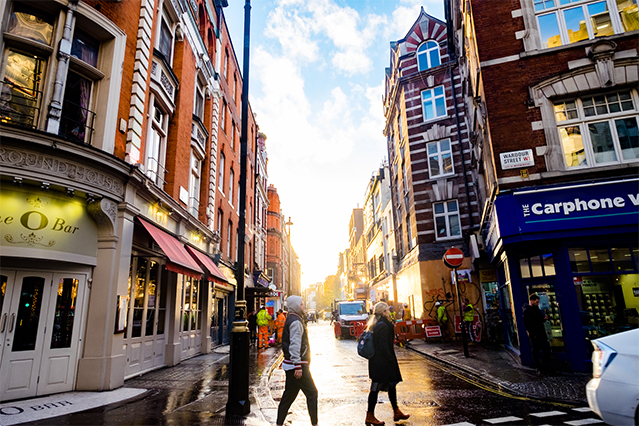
226, 0, 251, 417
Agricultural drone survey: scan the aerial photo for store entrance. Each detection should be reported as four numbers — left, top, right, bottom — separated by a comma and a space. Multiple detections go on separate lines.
0, 270, 86, 401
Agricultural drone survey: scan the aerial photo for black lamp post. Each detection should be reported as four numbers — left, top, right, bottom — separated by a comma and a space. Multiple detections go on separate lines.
226, 0, 251, 417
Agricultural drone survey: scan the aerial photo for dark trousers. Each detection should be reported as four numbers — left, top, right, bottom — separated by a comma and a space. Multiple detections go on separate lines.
530, 336, 551, 372
277, 368, 318, 425
367, 383, 398, 413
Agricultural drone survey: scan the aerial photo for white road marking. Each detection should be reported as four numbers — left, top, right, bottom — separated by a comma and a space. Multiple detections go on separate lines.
484, 416, 524, 424
440, 423, 476, 426
572, 407, 593, 412
564, 419, 604, 425
531, 410, 567, 417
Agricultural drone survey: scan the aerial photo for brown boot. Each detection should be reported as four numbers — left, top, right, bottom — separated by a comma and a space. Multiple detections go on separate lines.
365, 411, 385, 425
393, 407, 410, 421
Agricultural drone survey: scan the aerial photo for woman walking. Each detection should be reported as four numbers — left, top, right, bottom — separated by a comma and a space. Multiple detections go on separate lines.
365, 302, 410, 425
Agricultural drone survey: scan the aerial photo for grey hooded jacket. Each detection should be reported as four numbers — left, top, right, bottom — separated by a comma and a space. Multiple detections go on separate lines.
282, 295, 310, 371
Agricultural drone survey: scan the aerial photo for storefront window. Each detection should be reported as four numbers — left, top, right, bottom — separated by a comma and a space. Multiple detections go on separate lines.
127, 257, 164, 339
527, 283, 565, 352
132, 258, 147, 338
50, 278, 78, 349
499, 261, 519, 350
569, 244, 639, 341
520, 254, 555, 278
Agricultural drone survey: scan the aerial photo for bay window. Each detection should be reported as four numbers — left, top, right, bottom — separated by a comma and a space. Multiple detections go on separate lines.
554, 90, 638, 168
535, 0, 638, 49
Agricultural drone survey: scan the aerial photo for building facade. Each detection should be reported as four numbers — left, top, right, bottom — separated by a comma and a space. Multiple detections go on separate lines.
383, 9, 482, 327
0, 0, 263, 402
452, 0, 639, 372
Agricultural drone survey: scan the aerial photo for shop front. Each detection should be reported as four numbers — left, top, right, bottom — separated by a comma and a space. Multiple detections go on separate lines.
485, 178, 639, 372
0, 185, 99, 401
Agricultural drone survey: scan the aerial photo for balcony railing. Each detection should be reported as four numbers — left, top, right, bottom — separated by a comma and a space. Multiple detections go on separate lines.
59, 99, 95, 145
0, 80, 41, 128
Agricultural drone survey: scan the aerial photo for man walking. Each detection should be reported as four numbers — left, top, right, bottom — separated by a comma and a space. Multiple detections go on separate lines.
523, 294, 551, 376
277, 295, 318, 426
256, 306, 271, 349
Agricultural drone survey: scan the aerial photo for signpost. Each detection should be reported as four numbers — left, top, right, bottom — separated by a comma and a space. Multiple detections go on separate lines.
442, 247, 469, 357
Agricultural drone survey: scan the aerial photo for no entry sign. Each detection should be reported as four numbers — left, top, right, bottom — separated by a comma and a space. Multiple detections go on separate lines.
443, 247, 464, 269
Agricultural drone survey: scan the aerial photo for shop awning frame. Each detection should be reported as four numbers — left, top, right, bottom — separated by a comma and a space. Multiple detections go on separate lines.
185, 245, 229, 284
137, 217, 203, 279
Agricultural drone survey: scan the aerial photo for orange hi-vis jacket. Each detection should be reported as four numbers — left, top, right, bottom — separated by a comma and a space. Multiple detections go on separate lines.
275, 312, 286, 329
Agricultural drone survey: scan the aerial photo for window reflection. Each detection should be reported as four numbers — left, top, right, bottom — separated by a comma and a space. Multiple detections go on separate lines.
7, 6, 54, 45
50, 278, 78, 349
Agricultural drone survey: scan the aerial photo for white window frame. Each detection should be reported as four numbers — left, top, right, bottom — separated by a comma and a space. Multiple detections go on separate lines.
427, 139, 455, 178
227, 220, 232, 258
533, 0, 634, 49
434, 200, 462, 240
554, 90, 639, 169
146, 101, 168, 187
421, 85, 447, 122
217, 153, 225, 193
157, 8, 175, 65
189, 151, 202, 217
229, 168, 234, 207
220, 100, 227, 132
194, 79, 205, 121
216, 210, 223, 250
417, 40, 441, 71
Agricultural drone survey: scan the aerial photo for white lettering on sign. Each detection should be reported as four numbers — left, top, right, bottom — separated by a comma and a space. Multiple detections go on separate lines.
526, 194, 638, 217
499, 149, 535, 170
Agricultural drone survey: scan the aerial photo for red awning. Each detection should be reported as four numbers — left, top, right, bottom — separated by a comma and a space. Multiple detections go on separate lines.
138, 218, 203, 279
185, 245, 229, 284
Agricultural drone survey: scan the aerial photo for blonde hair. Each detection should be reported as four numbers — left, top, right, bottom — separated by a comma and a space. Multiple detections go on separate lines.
366, 302, 389, 331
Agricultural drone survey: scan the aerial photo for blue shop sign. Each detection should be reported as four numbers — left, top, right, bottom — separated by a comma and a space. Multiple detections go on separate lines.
485, 179, 639, 255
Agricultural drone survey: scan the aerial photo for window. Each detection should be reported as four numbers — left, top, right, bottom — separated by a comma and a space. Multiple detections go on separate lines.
407, 214, 414, 250
224, 49, 229, 80
194, 80, 204, 121
231, 120, 235, 150
227, 220, 232, 257
229, 169, 234, 206
220, 100, 227, 132
1, 50, 46, 127
427, 139, 454, 178
189, 151, 201, 217
233, 75, 237, 103
422, 86, 447, 121
417, 40, 440, 71
146, 103, 167, 187
554, 91, 638, 168
397, 113, 403, 141
434, 200, 461, 239
535, 0, 638, 48
158, 9, 175, 64
520, 254, 556, 278
216, 210, 223, 250
218, 153, 225, 192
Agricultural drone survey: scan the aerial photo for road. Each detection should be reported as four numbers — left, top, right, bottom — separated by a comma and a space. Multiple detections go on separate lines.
270, 321, 602, 426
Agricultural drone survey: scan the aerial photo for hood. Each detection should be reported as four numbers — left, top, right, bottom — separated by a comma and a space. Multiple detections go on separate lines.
287, 295, 304, 317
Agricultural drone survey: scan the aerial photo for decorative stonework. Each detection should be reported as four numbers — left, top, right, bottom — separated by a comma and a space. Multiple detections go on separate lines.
588, 40, 617, 88
0, 148, 125, 197
87, 198, 118, 235
5, 232, 56, 248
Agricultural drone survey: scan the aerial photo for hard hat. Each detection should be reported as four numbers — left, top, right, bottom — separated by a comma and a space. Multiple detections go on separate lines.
404, 303, 408, 307
435, 301, 442, 306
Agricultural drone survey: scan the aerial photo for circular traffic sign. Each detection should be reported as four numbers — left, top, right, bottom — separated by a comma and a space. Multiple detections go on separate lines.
443, 247, 464, 269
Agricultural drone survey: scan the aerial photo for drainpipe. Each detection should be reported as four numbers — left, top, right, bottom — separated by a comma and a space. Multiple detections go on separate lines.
46, 0, 78, 135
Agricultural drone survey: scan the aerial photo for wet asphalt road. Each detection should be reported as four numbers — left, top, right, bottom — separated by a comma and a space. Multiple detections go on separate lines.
23, 321, 598, 426
271, 321, 597, 426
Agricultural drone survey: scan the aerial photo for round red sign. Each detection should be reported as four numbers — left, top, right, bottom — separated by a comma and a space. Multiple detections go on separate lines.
443, 247, 464, 269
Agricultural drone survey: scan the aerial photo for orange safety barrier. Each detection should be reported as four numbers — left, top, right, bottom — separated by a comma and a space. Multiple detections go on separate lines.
334, 321, 367, 339
394, 319, 437, 344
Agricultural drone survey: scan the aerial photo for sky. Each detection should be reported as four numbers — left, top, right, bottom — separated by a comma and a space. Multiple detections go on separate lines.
223, 0, 445, 286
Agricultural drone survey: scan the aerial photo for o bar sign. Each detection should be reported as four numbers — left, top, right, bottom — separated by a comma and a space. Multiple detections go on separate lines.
443, 247, 464, 269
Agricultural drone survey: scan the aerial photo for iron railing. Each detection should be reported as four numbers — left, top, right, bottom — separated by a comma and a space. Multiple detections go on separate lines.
0, 80, 42, 128
59, 99, 95, 145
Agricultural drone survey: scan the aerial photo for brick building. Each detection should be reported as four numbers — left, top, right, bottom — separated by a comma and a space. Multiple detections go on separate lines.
383, 9, 482, 326
0, 0, 263, 401
451, 0, 639, 371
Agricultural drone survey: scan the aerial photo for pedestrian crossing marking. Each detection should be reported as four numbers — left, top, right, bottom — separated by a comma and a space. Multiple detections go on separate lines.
531, 410, 567, 417
440, 423, 475, 426
572, 407, 593, 412
484, 416, 524, 424
564, 419, 604, 425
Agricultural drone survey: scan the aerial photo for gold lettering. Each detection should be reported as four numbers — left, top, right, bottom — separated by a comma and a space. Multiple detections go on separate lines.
52, 218, 65, 231
20, 211, 48, 230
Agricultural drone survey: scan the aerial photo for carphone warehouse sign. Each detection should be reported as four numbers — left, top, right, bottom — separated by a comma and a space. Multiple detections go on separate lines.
493, 179, 639, 237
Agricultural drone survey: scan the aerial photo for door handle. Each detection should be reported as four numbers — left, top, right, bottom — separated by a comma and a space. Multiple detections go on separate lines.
0, 314, 6, 333
8, 314, 15, 333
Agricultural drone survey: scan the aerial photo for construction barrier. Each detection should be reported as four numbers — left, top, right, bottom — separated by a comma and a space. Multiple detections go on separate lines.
334, 321, 367, 339
394, 319, 438, 344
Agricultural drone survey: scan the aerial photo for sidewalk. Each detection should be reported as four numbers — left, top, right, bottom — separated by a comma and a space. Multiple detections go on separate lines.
404, 339, 590, 405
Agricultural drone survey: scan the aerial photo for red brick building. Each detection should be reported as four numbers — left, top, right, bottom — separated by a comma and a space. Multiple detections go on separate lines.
383, 9, 481, 324
451, 0, 638, 371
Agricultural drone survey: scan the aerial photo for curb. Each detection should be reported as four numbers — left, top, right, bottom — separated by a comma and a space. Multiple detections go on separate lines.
405, 342, 586, 406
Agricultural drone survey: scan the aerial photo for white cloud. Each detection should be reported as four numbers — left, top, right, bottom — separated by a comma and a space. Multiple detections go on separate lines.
264, 7, 319, 62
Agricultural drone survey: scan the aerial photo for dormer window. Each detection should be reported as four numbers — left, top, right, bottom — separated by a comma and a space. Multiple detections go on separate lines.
417, 40, 440, 71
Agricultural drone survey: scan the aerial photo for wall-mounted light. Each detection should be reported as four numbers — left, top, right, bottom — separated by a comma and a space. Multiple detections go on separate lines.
66, 188, 75, 197
40, 182, 50, 191
13, 177, 22, 186
86, 193, 96, 203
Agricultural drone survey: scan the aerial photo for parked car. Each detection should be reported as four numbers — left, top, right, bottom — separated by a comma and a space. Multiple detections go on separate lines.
586, 328, 639, 426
